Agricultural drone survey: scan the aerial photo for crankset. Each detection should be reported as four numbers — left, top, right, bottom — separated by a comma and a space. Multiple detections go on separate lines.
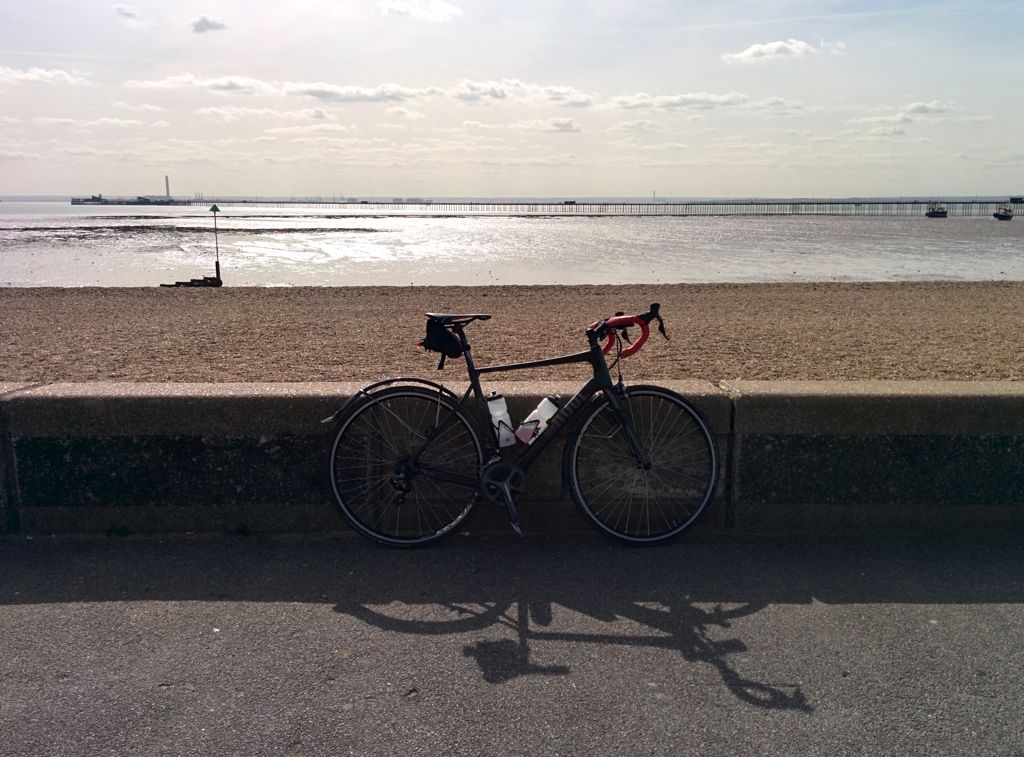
480, 460, 527, 537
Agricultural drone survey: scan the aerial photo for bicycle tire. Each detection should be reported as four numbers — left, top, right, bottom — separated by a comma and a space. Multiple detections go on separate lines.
329, 386, 484, 547
565, 385, 718, 545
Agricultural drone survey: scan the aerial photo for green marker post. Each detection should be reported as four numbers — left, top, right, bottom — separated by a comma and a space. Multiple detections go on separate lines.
210, 204, 221, 282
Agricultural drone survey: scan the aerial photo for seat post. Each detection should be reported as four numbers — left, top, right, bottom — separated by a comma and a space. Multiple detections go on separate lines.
453, 323, 475, 369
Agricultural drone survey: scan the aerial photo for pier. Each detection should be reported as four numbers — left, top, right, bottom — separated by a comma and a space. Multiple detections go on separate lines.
69, 196, 1023, 217
181, 198, 1021, 217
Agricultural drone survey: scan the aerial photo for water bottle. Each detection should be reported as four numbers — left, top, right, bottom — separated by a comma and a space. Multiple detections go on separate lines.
487, 393, 516, 447
515, 396, 559, 445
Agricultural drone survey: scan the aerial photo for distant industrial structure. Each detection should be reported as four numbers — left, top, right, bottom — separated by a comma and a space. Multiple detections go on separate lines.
71, 175, 188, 206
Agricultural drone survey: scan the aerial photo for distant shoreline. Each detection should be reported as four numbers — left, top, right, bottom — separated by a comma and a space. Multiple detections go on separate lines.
4, 195, 1021, 203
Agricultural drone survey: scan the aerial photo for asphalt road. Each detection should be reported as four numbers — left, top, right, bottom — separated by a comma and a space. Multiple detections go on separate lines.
1, 533, 1022, 755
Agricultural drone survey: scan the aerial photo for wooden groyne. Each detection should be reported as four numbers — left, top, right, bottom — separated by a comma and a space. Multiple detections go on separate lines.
176, 198, 1022, 217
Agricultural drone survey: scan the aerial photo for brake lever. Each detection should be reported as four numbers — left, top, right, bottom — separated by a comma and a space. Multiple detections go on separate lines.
612, 310, 632, 343
656, 313, 669, 340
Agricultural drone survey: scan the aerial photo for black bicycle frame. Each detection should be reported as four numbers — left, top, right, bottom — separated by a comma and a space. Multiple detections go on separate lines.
445, 323, 650, 473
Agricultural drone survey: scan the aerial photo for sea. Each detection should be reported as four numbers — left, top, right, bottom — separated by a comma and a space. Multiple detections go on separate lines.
1, 199, 1022, 287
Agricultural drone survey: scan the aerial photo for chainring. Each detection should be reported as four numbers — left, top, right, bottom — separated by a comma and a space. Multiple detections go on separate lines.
480, 460, 527, 506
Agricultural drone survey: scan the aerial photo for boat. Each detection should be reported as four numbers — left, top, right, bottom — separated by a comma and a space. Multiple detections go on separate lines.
925, 202, 948, 218
994, 204, 1014, 221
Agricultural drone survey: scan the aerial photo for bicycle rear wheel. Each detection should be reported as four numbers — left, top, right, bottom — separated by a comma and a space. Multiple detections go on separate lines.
329, 386, 484, 547
565, 385, 718, 545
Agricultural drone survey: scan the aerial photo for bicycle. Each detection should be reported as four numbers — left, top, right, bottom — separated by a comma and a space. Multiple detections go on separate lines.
323, 303, 718, 547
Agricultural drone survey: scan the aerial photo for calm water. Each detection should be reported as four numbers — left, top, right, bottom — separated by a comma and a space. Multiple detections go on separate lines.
1, 201, 1022, 286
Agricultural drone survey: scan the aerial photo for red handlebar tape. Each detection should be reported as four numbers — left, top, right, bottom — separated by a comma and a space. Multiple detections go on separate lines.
590, 315, 650, 357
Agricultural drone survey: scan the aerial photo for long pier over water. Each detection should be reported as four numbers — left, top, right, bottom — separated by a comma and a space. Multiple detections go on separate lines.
71, 196, 1022, 217
183, 198, 1020, 217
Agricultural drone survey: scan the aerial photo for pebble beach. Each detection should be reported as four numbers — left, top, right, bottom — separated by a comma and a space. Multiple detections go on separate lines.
1, 282, 1022, 383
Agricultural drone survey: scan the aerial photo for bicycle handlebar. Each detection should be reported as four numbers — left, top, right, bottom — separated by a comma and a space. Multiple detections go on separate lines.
588, 303, 667, 358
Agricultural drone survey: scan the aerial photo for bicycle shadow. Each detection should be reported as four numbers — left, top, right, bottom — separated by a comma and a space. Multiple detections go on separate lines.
335, 537, 812, 711
457, 596, 807, 712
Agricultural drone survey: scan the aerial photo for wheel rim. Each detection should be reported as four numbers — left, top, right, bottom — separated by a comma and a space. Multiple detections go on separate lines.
572, 389, 717, 542
331, 391, 482, 544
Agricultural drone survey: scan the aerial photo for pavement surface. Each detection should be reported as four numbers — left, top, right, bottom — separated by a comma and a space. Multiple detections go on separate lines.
1, 533, 1022, 755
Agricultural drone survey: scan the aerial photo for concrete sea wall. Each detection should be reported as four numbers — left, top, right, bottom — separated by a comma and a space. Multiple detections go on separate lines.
1, 381, 1022, 536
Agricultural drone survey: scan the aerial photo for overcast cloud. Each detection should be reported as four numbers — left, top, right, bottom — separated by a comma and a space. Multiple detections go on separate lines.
0, 0, 1020, 196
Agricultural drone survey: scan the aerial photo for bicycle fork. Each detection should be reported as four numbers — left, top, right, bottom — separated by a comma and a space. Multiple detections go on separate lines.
606, 385, 653, 470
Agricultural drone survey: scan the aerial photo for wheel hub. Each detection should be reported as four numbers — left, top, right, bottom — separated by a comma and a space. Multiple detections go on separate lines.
391, 457, 413, 493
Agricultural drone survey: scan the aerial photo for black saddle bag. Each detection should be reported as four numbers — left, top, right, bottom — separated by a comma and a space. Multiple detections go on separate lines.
419, 320, 464, 368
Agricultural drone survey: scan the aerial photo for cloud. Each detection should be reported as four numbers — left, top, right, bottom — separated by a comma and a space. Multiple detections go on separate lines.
847, 101, 968, 129
90, 117, 144, 127
265, 123, 354, 135
51, 145, 120, 157
449, 79, 509, 103
641, 142, 689, 151
723, 39, 845, 63
849, 113, 914, 125
0, 66, 88, 85
749, 97, 808, 115
30, 116, 146, 129
197, 105, 326, 122
609, 91, 748, 110
114, 101, 165, 112
867, 126, 906, 138
387, 106, 425, 120
535, 85, 595, 108
478, 154, 576, 168
0, 150, 37, 161
122, 73, 594, 112
508, 117, 582, 133
607, 120, 663, 133
291, 77, 581, 107
31, 117, 77, 126
461, 120, 504, 130
284, 81, 437, 102
377, 0, 462, 22
904, 100, 962, 114
191, 15, 228, 33
448, 79, 594, 107
124, 74, 277, 95
115, 5, 136, 18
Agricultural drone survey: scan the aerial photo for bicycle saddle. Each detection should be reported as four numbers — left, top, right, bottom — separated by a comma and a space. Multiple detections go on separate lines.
425, 312, 492, 325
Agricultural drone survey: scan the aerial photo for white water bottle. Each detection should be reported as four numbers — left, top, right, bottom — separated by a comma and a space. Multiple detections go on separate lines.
515, 396, 559, 445
487, 393, 516, 447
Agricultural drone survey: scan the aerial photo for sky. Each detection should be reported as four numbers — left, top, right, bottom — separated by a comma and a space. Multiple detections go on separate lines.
1, 0, 1022, 198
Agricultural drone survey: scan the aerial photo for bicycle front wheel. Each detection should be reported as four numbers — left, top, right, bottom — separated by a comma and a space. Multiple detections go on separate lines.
329, 386, 484, 547
565, 385, 718, 545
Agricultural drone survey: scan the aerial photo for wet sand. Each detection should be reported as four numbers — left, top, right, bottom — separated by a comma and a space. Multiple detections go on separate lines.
1, 282, 1022, 383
